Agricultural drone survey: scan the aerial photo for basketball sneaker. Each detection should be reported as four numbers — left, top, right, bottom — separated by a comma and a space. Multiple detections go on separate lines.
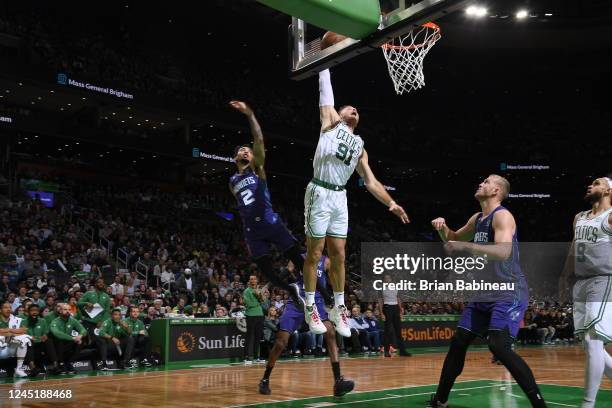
259, 379, 271, 395
333, 376, 355, 397
427, 394, 448, 407
329, 305, 351, 337
305, 304, 327, 334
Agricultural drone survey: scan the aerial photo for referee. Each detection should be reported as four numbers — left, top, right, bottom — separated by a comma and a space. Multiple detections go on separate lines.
378, 274, 410, 357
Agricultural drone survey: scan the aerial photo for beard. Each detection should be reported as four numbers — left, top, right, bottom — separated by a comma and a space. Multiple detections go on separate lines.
584, 191, 602, 203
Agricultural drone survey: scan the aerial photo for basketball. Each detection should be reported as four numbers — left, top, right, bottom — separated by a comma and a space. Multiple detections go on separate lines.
321, 31, 348, 50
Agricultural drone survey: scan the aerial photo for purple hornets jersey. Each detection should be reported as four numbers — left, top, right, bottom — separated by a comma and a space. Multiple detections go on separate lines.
229, 168, 279, 227
457, 206, 529, 337
474, 205, 526, 294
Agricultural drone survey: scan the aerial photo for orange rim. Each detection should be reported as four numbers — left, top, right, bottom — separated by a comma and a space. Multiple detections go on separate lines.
381, 22, 441, 51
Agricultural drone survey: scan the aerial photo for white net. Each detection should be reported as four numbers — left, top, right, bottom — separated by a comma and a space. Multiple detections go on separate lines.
381, 22, 441, 95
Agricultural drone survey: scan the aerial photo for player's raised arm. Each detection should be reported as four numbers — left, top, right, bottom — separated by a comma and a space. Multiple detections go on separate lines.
356, 149, 409, 223
229, 101, 266, 171
319, 69, 341, 131
431, 213, 479, 242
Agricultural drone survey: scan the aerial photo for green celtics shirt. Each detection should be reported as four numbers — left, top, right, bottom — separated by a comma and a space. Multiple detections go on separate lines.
21, 317, 49, 343
124, 317, 147, 337
77, 289, 111, 324
99, 318, 131, 338
50, 316, 87, 341
44, 310, 58, 326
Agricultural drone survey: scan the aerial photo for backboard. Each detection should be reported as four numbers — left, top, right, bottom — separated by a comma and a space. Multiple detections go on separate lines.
288, 0, 469, 81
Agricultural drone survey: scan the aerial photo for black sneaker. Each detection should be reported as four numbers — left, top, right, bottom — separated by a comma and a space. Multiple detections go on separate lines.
28, 367, 41, 378
427, 394, 448, 407
99, 362, 109, 371
63, 364, 76, 375
333, 376, 355, 397
259, 379, 271, 395
141, 358, 152, 367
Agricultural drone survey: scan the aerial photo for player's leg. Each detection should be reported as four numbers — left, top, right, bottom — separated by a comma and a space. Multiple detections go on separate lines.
488, 328, 546, 408
429, 327, 476, 406
259, 330, 290, 395
580, 276, 612, 407
325, 192, 351, 337
581, 330, 607, 408
261, 301, 305, 394
430, 303, 488, 406
303, 183, 329, 334
323, 319, 354, 396
326, 236, 351, 337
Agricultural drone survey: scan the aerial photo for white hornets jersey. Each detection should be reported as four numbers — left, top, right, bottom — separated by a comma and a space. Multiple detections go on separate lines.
574, 208, 612, 278
312, 122, 364, 186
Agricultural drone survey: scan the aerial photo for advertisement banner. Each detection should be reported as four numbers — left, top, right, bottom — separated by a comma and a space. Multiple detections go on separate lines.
169, 321, 245, 361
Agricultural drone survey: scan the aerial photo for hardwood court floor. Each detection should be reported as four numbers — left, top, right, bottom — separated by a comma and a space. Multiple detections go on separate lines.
0, 345, 610, 408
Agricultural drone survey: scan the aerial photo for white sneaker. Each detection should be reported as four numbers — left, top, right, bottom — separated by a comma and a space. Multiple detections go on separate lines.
14, 368, 28, 378
243, 359, 253, 365
329, 305, 351, 338
304, 304, 327, 334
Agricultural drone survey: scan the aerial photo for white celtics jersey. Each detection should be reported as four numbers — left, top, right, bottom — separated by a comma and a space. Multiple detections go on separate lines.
574, 208, 612, 278
313, 122, 364, 186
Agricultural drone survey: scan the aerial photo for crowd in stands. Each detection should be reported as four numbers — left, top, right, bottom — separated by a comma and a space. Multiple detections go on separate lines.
0, 179, 577, 376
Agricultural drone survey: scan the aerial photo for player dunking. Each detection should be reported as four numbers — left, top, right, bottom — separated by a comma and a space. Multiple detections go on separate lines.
229, 101, 305, 305
303, 69, 409, 336
258, 253, 354, 397
428, 175, 546, 408
560, 177, 612, 408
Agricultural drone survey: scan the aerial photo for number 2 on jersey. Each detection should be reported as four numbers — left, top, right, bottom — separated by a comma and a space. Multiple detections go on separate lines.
335, 143, 354, 166
240, 189, 255, 206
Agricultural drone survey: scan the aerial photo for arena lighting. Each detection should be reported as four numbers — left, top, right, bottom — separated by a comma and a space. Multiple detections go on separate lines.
545, 13, 553, 16
516, 9, 528, 19
465, 5, 487, 17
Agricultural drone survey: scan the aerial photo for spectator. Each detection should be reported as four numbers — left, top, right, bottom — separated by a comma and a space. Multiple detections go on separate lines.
23, 304, 60, 376
243, 275, 266, 364
0, 301, 29, 377
263, 306, 280, 352
125, 306, 152, 367
348, 306, 370, 354
97, 308, 136, 370
110, 275, 125, 296
77, 278, 111, 341
363, 310, 382, 353
50, 303, 86, 374
534, 309, 555, 345
176, 268, 196, 302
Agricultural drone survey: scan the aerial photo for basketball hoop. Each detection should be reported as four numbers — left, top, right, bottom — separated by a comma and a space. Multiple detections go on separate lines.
381, 22, 441, 95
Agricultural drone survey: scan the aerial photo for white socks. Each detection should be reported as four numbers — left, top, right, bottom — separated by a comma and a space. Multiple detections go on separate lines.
305, 292, 316, 307
333, 292, 345, 308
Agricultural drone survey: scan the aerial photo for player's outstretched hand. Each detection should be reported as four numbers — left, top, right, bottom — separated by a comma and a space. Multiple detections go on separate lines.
229, 100, 254, 116
431, 217, 446, 230
389, 202, 410, 224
